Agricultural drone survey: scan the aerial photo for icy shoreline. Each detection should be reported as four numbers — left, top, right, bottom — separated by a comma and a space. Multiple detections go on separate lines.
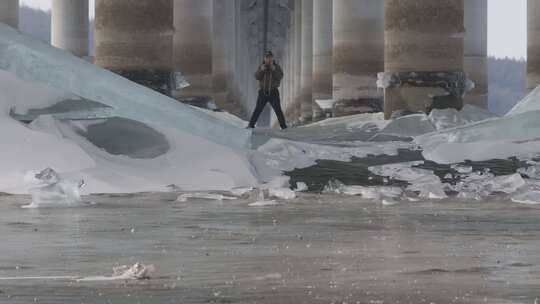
2, 24, 540, 204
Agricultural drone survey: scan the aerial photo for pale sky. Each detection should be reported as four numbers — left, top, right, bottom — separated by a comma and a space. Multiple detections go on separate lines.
21, 0, 95, 17
20, 0, 527, 60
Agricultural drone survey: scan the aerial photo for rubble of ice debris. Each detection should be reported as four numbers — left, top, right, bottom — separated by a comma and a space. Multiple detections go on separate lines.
5, 22, 540, 204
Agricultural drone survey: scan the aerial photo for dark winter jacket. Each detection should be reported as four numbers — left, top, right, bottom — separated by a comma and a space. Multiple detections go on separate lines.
255, 62, 284, 92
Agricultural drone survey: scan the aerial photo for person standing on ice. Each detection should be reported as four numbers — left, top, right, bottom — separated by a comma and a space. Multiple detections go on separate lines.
247, 51, 288, 129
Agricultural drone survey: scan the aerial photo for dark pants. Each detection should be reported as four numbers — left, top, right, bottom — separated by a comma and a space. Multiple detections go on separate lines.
248, 89, 287, 129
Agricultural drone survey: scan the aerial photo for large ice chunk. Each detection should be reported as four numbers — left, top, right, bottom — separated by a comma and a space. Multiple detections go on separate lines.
0, 24, 250, 149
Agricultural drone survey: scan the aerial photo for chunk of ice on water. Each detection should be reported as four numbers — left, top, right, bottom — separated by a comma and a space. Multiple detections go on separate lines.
268, 187, 296, 200
22, 168, 85, 208
322, 179, 346, 194
341, 185, 402, 201
229, 187, 254, 196
176, 192, 237, 202
452, 164, 473, 174
518, 162, 540, 180
248, 200, 279, 207
295, 182, 308, 192
249, 189, 278, 207
77, 263, 155, 282
369, 162, 448, 199
485, 173, 526, 194
511, 191, 540, 205
451, 172, 526, 199
381, 198, 399, 206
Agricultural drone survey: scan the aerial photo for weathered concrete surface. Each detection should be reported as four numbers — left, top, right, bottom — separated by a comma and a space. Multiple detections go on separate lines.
333, 0, 384, 117
384, 0, 465, 118
312, 0, 332, 120
529, 0, 540, 92
300, 0, 313, 122
173, 0, 213, 102
286, 0, 304, 125
212, 0, 245, 118
0, 0, 18, 29
1, 194, 540, 303
94, 0, 173, 95
52, 0, 89, 57
464, 0, 488, 108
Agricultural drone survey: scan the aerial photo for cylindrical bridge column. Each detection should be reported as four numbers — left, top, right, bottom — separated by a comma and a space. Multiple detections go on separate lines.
95, 0, 174, 95
173, 0, 214, 104
52, 0, 89, 57
312, 0, 333, 119
300, 0, 313, 122
333, 0, 384, 117
384, 0, 465, 119
464, 0, 488, 107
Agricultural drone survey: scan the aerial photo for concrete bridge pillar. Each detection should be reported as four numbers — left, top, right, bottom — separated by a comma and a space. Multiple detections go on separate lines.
0, 0, 18, 29
333, 0, 384, 117
52, 0, 89, 57
213, 0, 241, 116
291, 0, 303, 122
528, 0, 540, 92
464, 0, 488, 107
95, 0, 174, 95
300, 0, 313, 122
312, 0, 333, 119
384, 0, 465, 119
173, 0, 214, 104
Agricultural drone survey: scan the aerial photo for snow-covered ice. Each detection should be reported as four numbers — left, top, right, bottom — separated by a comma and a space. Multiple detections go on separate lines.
0, 25, 260, 194
0, 24, 249, 149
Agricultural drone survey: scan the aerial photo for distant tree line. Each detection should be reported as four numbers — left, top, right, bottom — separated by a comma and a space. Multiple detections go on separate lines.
488, 56, 527, 115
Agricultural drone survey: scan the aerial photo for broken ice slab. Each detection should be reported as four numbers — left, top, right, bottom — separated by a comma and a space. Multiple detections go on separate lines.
0, 24, 250, 149
9, 98, 115, 122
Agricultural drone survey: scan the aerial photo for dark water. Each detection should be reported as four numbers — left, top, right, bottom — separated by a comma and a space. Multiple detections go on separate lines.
286, 149, 528, 192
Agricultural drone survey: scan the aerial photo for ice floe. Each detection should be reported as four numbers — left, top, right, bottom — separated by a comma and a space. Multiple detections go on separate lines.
22, 168, 87, 208
511, 191, 540, 205
176, 192, 237, 202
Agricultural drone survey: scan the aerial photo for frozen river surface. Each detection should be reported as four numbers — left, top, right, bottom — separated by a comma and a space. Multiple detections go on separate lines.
0, 193, 540, 303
